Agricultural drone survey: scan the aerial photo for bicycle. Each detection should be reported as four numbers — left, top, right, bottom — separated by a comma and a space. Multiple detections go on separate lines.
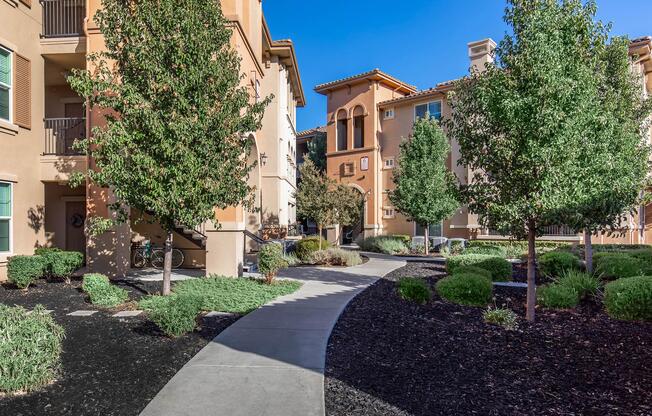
132, 241, 185, 269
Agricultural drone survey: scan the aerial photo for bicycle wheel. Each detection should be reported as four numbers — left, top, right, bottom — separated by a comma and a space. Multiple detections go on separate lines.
171, 249, 185, 269
132, 250, 147, 268
151, 249, 165, 269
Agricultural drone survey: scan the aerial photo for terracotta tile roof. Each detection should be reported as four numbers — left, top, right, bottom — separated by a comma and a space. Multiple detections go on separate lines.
377, 78, 461, 107
631, 36, 651, 45
314, 69, 417, 94
296, 126, 326, 138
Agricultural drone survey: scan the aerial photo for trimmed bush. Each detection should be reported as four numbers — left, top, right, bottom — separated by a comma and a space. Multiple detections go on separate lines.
34, 247, 62, 256
451, 265, 493, 281
594, 255, 647, 280
464, 244, 507, 258
358, 236, 408, 255
82, 273, 129, 307
447, 254, 512, 282
46, 251, 84, 280
149, 294, 203, 337
538, 251, 581, 278
467, 240, 569, 259
308, 248, 363, 267
537, 284, 579, 309
627, 248, 652, 267
258, 243, 288, 283
436, 273, 493, 306
295, 236, 331, 261
0, 304, 65, 393
483, 307, 519, 330
7, 255, 46, 289
397, 277, 431, 304
604, 276, 652, 321
555, 270, 600, 300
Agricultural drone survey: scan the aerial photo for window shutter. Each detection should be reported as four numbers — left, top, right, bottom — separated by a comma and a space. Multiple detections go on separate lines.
19, 0, 31, 7
14, 53, 31, 129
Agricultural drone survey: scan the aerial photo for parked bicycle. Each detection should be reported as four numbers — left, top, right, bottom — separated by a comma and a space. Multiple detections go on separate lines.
132, 240, 185, 269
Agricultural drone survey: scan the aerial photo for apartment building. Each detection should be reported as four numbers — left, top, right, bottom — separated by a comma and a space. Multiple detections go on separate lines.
0, 0, 305, 280
314, 38, 652, 245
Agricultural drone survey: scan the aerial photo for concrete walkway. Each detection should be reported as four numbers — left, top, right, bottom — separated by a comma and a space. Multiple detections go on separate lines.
140, 254, 405, 416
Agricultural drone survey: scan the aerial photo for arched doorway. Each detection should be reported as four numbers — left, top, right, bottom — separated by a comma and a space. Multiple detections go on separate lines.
342, 185, 365, 245
244, 135, 262, 254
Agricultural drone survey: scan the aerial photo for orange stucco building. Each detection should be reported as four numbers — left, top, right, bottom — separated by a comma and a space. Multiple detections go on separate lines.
0, 0, 304, 280
314, 38, 652, 245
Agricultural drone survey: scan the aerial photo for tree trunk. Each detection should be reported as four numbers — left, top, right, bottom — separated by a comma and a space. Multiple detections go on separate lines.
162, 231, 173, 296
424, 224, 429, 256
318, 224, 323, 250
584, 230, 593, 275
526, 222, 537, 322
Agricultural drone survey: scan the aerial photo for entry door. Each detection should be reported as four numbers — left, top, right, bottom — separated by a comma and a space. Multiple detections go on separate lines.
66, 201, 86, 255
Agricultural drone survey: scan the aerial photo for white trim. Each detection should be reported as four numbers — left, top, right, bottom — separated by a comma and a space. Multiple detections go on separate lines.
0, 181, 13, 255
383, 108, 395, 120
382, 207, 396, 219
0, 44, 13, 125
383, 157, 395, 170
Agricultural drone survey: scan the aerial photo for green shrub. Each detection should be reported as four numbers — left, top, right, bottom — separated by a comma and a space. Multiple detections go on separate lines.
604, 276, 652, 321
34, 247, 62, 256
436, 273, 493, 306
538, 251, 581, 278
397, 277, 432, 304
594, 255, 647, 280
7, 255, 46, 289
0, 304, 65, 393
627, 248, 652, 266
308, 248, 362, 267
359, 236, 408, 255
258, 243, 288, 283
45, 251, 84, 280
81, 273, 129, 307
593, 251, 627, 265
537, 284, 579, 309
464, 245, 507, 257
483, 307, 519, 330
140, 276, 302, 315
447, 254, 512, 282
451, 265, 493, 281
295, 236, 331, 261
555, 270, 600, 300
281, 253, 300, 267
148, 294, 203, 337
392, 235, 411, 246
467, 240, 569, 258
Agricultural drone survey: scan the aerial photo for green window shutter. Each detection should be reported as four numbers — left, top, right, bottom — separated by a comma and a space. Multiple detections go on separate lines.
0, 183, 11, 217
0, 220, 8, 252
0, 48, 10, 87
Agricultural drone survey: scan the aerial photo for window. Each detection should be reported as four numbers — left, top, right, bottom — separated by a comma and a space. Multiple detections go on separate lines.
383, 158, 395, 169
383, 207, 396, 219
360, 156, 369, 171
342, 162, 355, 177
336, 109, 347, 151
0, 182, 11, 253
353, 106, 365, 149
0, 46, 11, 122
415, 101, 442, 121
415, 222, 443, 238
384, 108, 395, 120
255, 79, 261, 102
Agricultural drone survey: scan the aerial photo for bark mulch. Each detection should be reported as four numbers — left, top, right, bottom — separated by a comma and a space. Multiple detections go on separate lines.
325, 262, 652, 416
0, 278, 238, 416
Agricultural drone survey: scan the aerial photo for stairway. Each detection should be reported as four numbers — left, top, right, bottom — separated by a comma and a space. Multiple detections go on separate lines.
174, 223, 207, 247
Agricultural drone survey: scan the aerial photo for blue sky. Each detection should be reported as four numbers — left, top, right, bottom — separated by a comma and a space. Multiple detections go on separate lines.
264, 0, 652, 132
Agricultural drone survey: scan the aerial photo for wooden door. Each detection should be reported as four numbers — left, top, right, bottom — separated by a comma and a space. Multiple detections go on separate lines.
65, 201, 86, 255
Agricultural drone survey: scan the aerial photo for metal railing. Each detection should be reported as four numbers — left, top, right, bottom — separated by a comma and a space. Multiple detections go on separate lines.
483, 225, 577, 237
44, 118, 85, 155
41, 0, 86, 38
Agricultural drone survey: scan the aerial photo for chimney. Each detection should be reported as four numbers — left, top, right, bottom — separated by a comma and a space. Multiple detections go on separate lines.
468, 38, 497, 72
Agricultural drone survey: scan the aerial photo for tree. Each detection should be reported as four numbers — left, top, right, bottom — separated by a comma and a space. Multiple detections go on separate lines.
447, 0, 639, 321
563, 37, 651, 273
390, 118, 459, 255
307, 133, 327, 172
296, 159, 362, 248
68, 0, 270, 295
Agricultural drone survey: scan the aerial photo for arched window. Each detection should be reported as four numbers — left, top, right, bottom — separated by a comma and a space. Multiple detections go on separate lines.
336, 109, 348, 151
353, 106, 365, 149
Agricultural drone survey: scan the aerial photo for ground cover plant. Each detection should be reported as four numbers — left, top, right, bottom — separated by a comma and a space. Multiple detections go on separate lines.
82, 274, 129, 308
604, 276, 652, 321
397, 277, 431, 304
308, 248, 363, 267
447, 254, 511, 282
435, 273, 493, 306
483, 307, 519, 330
0, 304, 65, 394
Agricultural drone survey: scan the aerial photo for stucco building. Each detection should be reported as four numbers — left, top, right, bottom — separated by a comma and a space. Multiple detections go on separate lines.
313, 38, 652, 245
0, 0, 304, 280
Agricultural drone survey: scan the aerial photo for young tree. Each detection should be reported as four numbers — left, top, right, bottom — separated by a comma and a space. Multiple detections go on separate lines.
390, 118, 459, 255
68, 0, 270, 295
564, 37, 651, 273
296, 159, 362, 248
447, 0, 635, 321
307, 133, 327, 172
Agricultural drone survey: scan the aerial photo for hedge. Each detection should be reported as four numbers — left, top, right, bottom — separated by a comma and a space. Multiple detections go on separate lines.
447, 254, 512, 282
604, 276, 652, 321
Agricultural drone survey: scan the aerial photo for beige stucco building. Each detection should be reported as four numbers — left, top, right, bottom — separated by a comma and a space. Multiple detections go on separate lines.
314, 37, 652, 245
0, 0, 304, 280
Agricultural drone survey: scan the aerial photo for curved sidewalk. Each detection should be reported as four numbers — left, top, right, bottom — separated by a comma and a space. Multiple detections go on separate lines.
140, 254, 406, 416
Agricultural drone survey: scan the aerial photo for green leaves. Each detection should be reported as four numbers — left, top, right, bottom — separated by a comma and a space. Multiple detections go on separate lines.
67, 0, 269, 232
390, 117, 459, 227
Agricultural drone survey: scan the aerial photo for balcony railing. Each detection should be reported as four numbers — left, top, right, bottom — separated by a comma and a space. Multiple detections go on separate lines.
44, 118, 86, 156
41, 0, 86, 38
483, 225, 577, 238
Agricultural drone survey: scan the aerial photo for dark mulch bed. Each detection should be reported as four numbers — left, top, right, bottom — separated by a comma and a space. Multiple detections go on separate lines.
0, 278, 238, 416
325, 262, 652, 416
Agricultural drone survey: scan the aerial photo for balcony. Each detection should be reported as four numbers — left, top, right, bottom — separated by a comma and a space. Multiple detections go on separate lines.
41, 0, 86, 38
41, 117, 87, 182
480, 225, 579, 241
